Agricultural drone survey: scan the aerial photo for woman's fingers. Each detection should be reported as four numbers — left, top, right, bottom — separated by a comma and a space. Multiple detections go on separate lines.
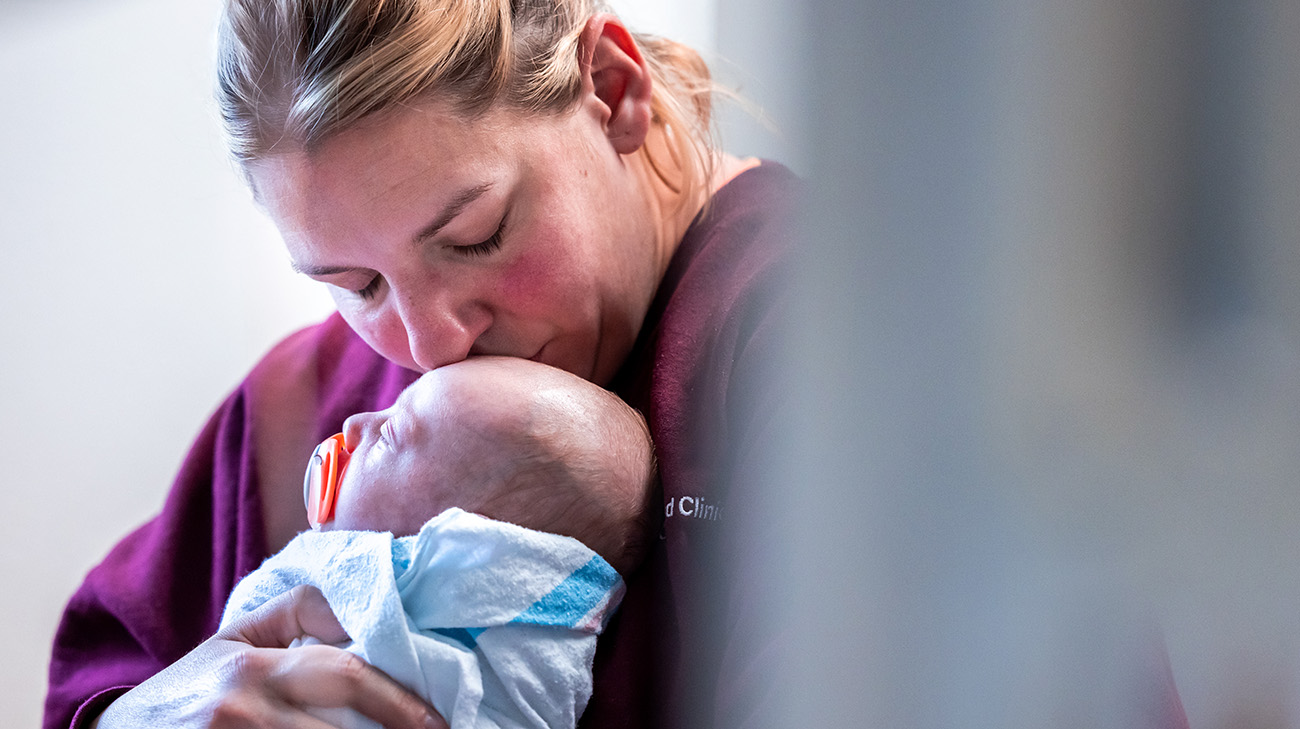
220, 585, 447, 729
259, 644, 448, 729
223, 585, 351, 648
99, 586, 449, 729
205, 684, 342, 729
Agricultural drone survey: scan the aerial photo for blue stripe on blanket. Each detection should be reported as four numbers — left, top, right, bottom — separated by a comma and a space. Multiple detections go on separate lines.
432, 627, 486, 649
510, 556, 619, 628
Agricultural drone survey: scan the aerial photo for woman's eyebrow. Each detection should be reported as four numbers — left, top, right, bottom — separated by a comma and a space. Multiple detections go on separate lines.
292, 261, 357, 276
290, 182, 495, 276
412, 182, 494, 244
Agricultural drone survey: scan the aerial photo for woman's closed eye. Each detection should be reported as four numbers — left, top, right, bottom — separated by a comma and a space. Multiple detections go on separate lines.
453, 217, 506, 259
354, 274, 384, 301
340, 214, 506, 301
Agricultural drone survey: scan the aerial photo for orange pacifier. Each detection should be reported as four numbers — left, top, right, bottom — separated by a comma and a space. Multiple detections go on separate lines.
304, 433, 349, 529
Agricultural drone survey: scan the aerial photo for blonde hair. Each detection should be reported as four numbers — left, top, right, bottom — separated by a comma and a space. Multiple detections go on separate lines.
216, 0, 716, 208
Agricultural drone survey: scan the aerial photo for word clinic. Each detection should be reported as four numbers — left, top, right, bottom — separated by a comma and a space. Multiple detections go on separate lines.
664, 495, 723, 521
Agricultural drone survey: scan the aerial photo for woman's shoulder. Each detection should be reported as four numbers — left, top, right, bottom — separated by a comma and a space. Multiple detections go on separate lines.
245, 313, 418, 551
620, 160, 797, 405
711, 159, 801, 211
247, 313, 416, 402
663, 160, 798, 300
686, 160, 798, 256
248, 313, 367, 382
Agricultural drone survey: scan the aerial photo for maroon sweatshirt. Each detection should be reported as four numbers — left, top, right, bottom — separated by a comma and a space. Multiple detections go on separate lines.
44, 163, 1187, 729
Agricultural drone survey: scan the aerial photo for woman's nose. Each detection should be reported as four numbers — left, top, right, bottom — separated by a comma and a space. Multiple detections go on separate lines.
400, 300, 492, 372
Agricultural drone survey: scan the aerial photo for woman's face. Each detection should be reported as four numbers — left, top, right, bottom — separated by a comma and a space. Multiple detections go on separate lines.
248, 99, 663, 385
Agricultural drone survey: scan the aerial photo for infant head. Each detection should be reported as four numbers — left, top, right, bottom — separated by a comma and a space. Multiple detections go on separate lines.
324, 356, 656, 575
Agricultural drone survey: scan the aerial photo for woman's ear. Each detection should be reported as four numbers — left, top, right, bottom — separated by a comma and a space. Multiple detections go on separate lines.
577, 14, 652, 155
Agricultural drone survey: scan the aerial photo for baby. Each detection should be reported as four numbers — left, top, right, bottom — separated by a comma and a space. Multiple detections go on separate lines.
318, 355, 654, 575
222, 356, 657, 729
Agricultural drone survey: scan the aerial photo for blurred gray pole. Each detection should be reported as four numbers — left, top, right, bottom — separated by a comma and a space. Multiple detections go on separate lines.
719, 0, 1300, 725
769, 3, 1021, 726
747, 1, 1158, 727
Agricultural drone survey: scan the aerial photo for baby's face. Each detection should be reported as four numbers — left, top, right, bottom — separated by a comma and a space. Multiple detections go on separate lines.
322, 366, 500, 534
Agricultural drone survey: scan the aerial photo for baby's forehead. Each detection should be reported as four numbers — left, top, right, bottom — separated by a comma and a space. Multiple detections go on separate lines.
394, 357, 609, 428
395, 362, 512, 417
393, 370, 455, 415
406, 358, 544, 397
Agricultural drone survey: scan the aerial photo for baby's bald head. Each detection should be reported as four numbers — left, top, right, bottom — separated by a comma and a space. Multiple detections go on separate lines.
330, 357, 656, 575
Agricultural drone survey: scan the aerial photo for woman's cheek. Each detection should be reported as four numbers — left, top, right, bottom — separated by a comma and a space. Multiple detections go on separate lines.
498, 259, 553, 309
499, 237, 577, 310
338, 303, 420, 372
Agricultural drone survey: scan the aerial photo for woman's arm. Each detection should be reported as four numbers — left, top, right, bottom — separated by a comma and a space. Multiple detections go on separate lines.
93, 586, 445, 729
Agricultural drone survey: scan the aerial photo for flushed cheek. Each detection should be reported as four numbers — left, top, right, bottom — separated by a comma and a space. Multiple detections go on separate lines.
498, 243, 590, 326
495, 254, 599, 377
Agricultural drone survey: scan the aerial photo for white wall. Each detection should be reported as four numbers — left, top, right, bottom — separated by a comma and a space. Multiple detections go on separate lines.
0, 1, 336, 724
609, 0, 715, 56
0, 2, 716, 727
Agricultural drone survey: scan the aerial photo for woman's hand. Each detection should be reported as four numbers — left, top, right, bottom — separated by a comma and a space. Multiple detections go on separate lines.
93, 585, 447, 729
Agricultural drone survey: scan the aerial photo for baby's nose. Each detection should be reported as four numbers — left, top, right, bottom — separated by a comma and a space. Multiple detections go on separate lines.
341, 413, 369, 452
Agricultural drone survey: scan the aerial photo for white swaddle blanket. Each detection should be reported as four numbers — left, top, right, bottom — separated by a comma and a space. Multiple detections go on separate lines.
221, 507, 624, 729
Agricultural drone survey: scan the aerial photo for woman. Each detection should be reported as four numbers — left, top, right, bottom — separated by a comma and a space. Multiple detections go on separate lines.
45, 1, 796, 727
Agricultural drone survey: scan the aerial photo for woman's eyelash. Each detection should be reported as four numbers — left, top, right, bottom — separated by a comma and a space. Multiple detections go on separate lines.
355, 275, 383, 301
350, 216, 505, 299
455, 219, 506, 258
